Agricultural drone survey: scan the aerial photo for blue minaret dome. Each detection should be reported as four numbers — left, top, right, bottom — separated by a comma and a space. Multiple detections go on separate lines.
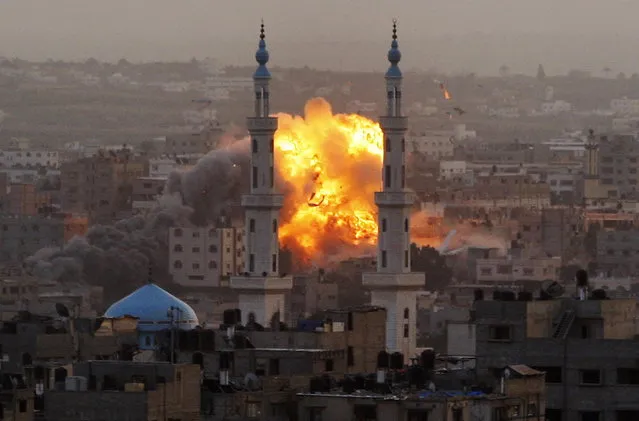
254, 21, 271, 79
386, 20, 402, 79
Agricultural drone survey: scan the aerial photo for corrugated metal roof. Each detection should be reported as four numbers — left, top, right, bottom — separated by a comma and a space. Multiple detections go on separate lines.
507, 365, 544, 376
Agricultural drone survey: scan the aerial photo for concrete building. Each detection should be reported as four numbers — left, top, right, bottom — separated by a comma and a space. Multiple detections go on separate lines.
7, 183, 54, 216
44, 361, 201, 421
163, 123, 222, 156
597, 133, 639, 199
230, 24, 293, 326
0, 149, 59, 169
610, 98, 639, 115
474, 256, 561, 286
168, 226, 245, 288
297, 364, 546, 421
60, 153, 147, 225
131, 176, 165, 214
596, 228, 639, 276
0, 215, 66, 262
363, 23, 424, 359
475, 294, 639, 421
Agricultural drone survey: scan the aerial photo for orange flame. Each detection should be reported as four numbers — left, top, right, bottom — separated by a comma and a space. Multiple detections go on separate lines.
275, 98, 383, 264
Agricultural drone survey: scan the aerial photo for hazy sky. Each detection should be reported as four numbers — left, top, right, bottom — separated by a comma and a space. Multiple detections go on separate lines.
1, 0, 638, 75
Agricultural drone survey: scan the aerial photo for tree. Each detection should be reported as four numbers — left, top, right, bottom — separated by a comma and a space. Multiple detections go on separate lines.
410, 244, 453, 291
617, 72, 627, 80
499, 64, 510, 78
536, 64, 546, 81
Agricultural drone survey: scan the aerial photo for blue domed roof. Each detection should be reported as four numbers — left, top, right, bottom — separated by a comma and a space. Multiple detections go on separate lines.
104, 283, 199, 332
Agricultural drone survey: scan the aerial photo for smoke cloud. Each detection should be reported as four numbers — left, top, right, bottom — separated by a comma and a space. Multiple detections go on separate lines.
26, 137, 250, 295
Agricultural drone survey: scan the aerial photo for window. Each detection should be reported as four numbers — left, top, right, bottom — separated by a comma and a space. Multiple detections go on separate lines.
269, 359, 280, 376
269, 166, 274, 187
252, 138, 258, 153
385, 136, 391, 152
527, 403, 538, 417
246, 403, 261, 419
382, 218, 387, 232
252, 166, 258, 189
381, 250, 387, 268
403, 324, 409, 338
192, 231, 200, 238
192, 247, 200, 253
249, 219, 256, 232
545, 408, 562, 421
173, 244, 183, 252
407, 411, 429, 421
209, 245, 218, 253
617, 410, 639, 421
209, 261, 217, 269
208, 229, 216, 237
404, 218, 408, 232
308, 408, 324, 421
385, 165, 391, 188
579, 369, 601, 386
325, 359, 334, 372
617, 368, 639, 384
579, 411, 600, 421
452, 408, 463, 421
401, 137, 405, 152
249, 254, 255, 272
488, 325, 512, 341
270, 137, 274, 153
192, 263, 200, 270
534, 366, 562, 383
401, 165, 406, 188
173, 260, 182, 269
347, 346, 354, 366
19, 400, 26, 413
272, 254, 277, 273
272, 219, 277, 233
404, 250, 409, 268
145, 336, 152, 347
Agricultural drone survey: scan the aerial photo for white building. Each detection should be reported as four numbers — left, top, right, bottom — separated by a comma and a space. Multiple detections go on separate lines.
0, 150, 59, 168
439, 161, 468, 180
611, 98, 639, 115
230, 25, 293, 326
168, 226, 245, 288
407, 132, 455, 158
540, 100, 572, 115
362, 24, 424, 359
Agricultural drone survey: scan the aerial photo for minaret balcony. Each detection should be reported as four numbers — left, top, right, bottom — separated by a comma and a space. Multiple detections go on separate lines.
379, 116, 408, 131
241, 193, 284, 209
230, 274, 293, 292
362, 272, 424, 289
247, 117, 278, 132
374, 191, 415, 207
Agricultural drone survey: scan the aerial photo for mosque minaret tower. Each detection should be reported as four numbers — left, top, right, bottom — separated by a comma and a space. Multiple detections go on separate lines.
231, 22, 292, 326
363, 21, 424, 358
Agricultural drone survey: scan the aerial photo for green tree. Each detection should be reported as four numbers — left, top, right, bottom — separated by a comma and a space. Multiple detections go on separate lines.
536, 64, 546, 81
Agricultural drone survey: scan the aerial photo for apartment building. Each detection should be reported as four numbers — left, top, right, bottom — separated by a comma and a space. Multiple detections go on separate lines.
474, 256, 561, 287
60, 153, 147, 225
131, 176, 165, 214
7, 183, 55, 216
596, 228, 639, 276
597, 133, 639, 198
168, 226, 245, 288
475, 294, 639, 421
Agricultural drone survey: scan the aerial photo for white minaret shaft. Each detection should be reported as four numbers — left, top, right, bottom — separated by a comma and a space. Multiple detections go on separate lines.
231, 22, 292, 327
363, 21, 424, 359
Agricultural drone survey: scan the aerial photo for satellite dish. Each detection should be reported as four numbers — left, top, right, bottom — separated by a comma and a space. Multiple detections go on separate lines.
541, 280, 565, 298
55, 303, 70, 318
244, 372, 261, 391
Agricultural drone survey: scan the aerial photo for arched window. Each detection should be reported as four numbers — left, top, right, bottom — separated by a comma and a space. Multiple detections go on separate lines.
382, 219, 387, 232
252, 138, 258, 153
209, 261, 217, 269
272, 219, 278, 233
173, 244, 183, 252
174, 260, 183, 269
209, 245, 218, 253
403, 308, 409, 319
404, 218, 408, 233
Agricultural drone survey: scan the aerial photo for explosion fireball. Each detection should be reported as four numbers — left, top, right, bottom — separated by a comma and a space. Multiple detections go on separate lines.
274, 98, 383, 264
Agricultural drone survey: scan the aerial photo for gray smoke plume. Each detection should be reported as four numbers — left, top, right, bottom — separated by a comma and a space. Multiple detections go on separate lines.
26, 138, 250, 296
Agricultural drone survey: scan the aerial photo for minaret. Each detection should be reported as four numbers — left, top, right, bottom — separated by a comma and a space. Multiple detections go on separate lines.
583, 129, 601, 206
363, 21, 424, 358
230, 22, 292, 326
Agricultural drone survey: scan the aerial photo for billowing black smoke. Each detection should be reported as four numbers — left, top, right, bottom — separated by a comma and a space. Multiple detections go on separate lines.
25, 139, 250, 295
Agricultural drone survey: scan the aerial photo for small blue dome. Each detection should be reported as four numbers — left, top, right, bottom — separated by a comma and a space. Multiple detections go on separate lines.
104, 284, 199, 332
385, 21, 402, 79
254, 23, 271, 79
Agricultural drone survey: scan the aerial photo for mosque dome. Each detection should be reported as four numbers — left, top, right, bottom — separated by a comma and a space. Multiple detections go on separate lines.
104, 283, 199, 332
